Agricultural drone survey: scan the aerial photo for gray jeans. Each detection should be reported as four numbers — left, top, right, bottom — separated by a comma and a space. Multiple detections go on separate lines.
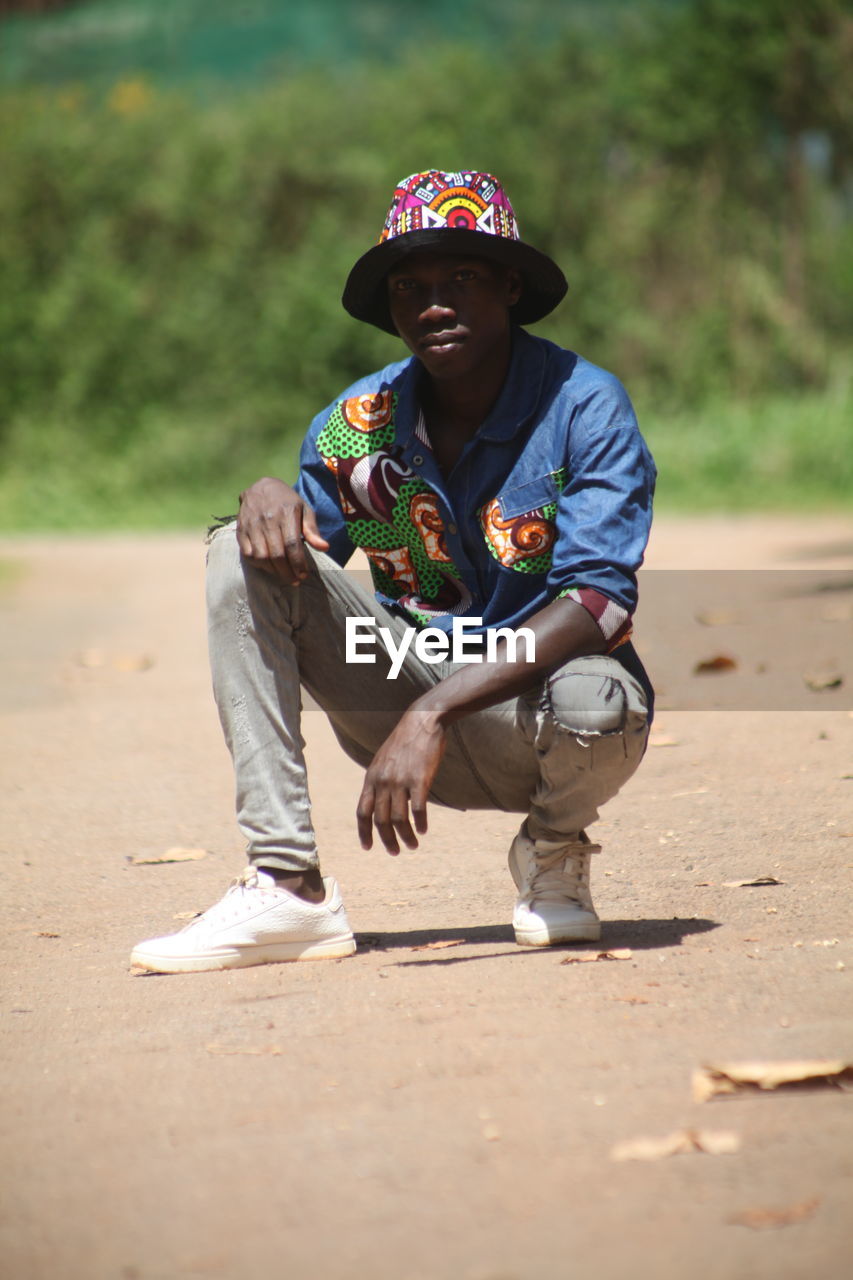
206, 523, 650, 872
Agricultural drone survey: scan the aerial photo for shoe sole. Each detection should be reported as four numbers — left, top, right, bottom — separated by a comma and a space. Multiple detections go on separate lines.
513, 921, 602, 947
130, 935, 356, 974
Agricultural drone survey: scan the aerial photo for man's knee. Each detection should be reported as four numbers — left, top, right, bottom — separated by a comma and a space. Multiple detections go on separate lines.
545, 670, 627, 736
543, 656, 648, 738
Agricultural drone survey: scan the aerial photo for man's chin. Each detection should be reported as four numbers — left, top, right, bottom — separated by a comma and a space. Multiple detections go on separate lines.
417, 343, 472, 379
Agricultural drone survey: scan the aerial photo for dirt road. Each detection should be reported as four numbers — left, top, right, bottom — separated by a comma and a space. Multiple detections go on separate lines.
1, 516, 852, 1280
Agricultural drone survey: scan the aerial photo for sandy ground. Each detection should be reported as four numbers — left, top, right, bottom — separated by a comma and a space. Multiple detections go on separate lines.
1, 514, 852, 1280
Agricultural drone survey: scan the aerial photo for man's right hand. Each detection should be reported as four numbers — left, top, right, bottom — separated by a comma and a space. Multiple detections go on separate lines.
236, 477, 330, 585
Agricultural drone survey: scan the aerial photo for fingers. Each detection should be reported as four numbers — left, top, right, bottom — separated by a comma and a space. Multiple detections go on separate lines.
408, 773, 430, 835
356, 787, 376, 852
356, 781, 424, 856
376, 791, 419, 854
357, 722, 440, 855
271, 509, 313, 583
275, 509, 311, 580
236, 481, 324, 584
301, 505, 331, 552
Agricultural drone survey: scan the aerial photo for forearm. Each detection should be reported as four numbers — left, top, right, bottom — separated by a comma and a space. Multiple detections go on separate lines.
411, 596, 607, 729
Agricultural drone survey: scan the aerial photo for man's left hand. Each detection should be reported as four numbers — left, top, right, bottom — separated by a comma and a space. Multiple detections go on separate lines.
356, 708, 446, 854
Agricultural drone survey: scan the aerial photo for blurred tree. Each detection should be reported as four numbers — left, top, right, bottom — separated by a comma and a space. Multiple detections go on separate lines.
618, 0, 853, 304
0, 3, 849, 525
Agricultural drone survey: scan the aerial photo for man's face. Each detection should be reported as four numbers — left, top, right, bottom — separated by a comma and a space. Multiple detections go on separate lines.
387, 252, 522, 384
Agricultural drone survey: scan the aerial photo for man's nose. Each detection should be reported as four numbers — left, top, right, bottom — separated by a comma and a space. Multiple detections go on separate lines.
418, 285, 455, 322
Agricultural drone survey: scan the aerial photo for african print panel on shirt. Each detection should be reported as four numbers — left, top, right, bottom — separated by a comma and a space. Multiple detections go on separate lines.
478, 469, 566, 574
315, 391, 471, 624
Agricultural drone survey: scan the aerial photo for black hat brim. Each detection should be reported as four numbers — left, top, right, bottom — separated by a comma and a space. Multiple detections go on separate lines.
342, 228, 568, 334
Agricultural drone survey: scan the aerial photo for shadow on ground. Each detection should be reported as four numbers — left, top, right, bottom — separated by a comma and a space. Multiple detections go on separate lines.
355, 917, 720, 965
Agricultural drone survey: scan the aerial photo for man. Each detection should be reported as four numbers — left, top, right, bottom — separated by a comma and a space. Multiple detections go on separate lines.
131, 170, 655, 974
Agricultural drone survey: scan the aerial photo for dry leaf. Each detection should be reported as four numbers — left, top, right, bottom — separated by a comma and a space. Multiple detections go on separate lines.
722, 876, 783, 888
112, 653, 155, 673
729, 1197, 819, 1230
649, 735, 679, 747
35, 930, 60, 938
611, 1128, 740, 1162
803, 670, 843, 692
408, 939, 464, 951
129, 847, 208, 866
75, 648, 106, 668
561, 948, 632, 965
481, 1122, 502, 1142
696, 1130, 743, 1155
611, 995, 651, 1005
695, 609, 741, 627
693, 1059, 853, 1102
206, 1044, 282, 1056
693, 654, 738, 675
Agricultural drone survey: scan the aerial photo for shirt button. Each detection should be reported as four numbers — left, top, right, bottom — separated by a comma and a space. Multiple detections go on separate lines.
448, 523, 458, 535
412, 454, 424, 466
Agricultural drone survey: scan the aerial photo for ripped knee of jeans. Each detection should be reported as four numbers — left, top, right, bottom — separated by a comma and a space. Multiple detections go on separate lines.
543, 671, 627, 737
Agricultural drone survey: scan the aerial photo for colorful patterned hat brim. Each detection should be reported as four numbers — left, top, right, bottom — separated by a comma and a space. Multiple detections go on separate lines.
342, 170, 567, 334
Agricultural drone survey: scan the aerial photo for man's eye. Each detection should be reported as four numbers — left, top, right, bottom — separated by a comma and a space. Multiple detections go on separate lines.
391, 278, 415, 292
454, 269, 477, 281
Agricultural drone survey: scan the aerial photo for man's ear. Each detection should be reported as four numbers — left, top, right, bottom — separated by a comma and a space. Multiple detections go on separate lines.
506, 268, 523, 308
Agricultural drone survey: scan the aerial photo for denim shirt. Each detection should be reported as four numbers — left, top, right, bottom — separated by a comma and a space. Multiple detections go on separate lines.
296, 327, 656, 697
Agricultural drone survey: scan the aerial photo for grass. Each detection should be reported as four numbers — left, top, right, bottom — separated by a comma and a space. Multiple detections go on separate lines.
643, 380, 852, 512
0, 384, 848, 534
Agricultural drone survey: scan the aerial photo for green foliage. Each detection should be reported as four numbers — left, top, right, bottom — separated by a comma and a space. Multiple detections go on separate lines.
0, 0, 850, 529
644, 375, 853, 510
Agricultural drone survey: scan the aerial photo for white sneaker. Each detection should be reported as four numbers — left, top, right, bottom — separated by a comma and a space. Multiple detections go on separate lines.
130, 868, 356, 973
508, 827, 601, 946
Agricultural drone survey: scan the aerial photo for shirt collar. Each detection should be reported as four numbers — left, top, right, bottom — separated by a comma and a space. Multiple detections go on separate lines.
476, 327, 547, 442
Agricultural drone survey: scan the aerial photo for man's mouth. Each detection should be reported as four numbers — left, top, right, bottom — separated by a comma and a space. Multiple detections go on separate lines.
420, 331, 466, 353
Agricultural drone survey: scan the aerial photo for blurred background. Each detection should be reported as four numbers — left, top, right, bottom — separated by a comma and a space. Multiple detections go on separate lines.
1, 0, 850, 530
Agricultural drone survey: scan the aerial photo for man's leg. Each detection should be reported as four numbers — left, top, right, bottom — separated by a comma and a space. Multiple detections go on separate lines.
352, 641, 649, 944
442, 653, 650, 944
520, 653, 650, 841
205, 524, 450, 873
131, 524, 442, 972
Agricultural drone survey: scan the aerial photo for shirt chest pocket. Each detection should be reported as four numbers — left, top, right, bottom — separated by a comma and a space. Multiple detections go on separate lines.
497, 472, 559, 520
480, 473, 561, 572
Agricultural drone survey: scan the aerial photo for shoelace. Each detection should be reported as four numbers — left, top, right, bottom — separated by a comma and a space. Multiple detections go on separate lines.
182, 868, 274, 931
525, 847, 590, 905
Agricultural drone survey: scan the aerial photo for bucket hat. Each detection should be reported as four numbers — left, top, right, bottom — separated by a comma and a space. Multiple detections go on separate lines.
342, 170, 568, 334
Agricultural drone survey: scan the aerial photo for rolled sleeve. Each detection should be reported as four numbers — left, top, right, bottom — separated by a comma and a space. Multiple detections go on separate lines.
547, 380, 656, 631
